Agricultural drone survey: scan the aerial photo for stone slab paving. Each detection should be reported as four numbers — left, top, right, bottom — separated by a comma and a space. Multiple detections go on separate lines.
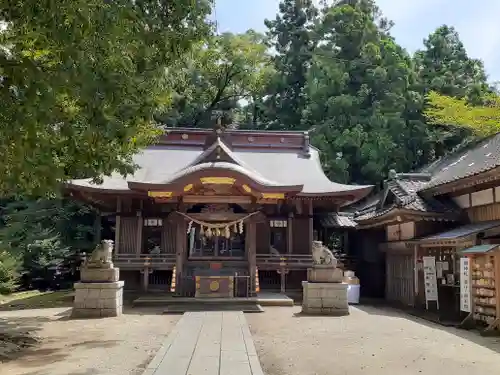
144, 311, 264, 375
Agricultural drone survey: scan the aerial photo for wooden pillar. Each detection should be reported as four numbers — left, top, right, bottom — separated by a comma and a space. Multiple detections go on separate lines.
280, 268, 286, 293
413, 244, 419, 306
247, 220, 257, 296
175, 214, 187, 291
115, 197, 122, 253
308, 200, 313, 254
343, 231, 349, 254
136, 201, 143, 255
287, 212, 293, 254
142, 266, 150, 292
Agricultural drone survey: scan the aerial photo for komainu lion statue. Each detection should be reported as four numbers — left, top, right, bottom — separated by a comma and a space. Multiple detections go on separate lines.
312, 240, 337, 267
85, 239, 114, 267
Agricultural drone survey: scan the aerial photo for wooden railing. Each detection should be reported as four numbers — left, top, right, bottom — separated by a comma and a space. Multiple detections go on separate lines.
256, 254, 312, 267
113, 254, 176, 267
113, 253, 312, 268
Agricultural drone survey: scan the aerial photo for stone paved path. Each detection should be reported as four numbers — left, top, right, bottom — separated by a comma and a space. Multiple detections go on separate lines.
143, 311, 264, 375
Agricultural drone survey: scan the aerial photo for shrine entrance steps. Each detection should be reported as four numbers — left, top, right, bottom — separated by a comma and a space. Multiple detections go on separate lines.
132, 292, 293, 312
143, 311, 265, 375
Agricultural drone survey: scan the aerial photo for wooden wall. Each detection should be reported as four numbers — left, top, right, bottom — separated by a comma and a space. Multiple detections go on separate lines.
386, 222, 415, 241
116, 209, 315, 256
256, 222, 270, 254
467, 202, 500, 222
385, 252, 414, 306
452, 187, 500, 222
119, 217, 138, 254
292, 217, 310, 254
161, 218, 176, 254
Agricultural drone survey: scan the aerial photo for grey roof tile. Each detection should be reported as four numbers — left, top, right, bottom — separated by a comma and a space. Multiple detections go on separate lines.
69, 135, 372, 197
353, 175, 458, 222
420, 134, 500, 191
319, 213, 357, 228
421, 221, 500, 241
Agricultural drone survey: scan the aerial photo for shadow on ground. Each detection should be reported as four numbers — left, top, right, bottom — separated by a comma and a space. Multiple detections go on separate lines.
19, 369, 101, 375
0, 313, 122, 365
354, 303, 500, 355
0, 291, 74, 312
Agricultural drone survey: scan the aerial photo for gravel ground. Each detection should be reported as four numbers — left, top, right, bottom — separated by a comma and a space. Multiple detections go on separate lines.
246, 305, 500, 375
0, 307, 180, 375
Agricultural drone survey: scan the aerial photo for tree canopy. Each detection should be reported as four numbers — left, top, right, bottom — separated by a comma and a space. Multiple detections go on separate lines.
0, 0, 212, 196
424, 91, 500, 137
2, 0, 493, 193
157, 31, 273, 128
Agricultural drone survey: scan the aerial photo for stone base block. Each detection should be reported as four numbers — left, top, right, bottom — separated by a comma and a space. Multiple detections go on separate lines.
80, 267, 119, 283
71, 281, 124, 318
301, 281, 349, 316
307, 267, 343, 283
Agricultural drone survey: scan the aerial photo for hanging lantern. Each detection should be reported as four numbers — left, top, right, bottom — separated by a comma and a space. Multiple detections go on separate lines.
225, 226, 230, 238
215, 228, 221, 237
233, 223, 237, 233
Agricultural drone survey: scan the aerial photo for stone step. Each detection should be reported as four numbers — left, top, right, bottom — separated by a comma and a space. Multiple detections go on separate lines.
162, 303, 264, 314
133, 295, 259, 307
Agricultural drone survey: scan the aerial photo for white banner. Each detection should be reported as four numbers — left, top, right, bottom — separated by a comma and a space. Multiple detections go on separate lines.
460, 257, 471, 312
422, 256, 438, 304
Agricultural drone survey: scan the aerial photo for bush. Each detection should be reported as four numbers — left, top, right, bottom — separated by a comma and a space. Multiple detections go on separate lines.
0, 251, 20, 294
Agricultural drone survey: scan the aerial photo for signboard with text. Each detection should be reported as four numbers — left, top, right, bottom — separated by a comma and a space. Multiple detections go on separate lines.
460, 257, 471, 312
422, 256, 438, 308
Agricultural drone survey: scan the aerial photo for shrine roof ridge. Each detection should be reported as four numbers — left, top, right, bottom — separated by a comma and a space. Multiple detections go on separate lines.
160, 126, 310, 135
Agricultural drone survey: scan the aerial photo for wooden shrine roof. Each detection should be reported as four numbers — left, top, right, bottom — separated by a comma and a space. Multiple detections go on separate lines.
419, 133, 500, 194
67, 127, 373, 203
419, 220, 500, 243
346, 173, 459, 227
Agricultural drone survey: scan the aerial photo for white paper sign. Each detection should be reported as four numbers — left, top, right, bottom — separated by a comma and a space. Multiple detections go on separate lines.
423, 256, 438, 303
436, 262, 443, 278
460, 257, 471, 312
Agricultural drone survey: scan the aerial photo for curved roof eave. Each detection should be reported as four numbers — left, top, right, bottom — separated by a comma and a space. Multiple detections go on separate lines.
64, 183, 136, 195
127, 162, 305, 193
298, 185, 373, 197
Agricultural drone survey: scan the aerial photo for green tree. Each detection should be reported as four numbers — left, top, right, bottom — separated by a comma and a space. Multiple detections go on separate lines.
414, 25, 489, 100
0, 198, 97, 289
414, 25, 491, 159
424, 91, 500, 136
0, 250, 19, 294
263, 0, 318, 130
0, 0, 212, 196
306, 0, 417, 184
157, 31, 273, 128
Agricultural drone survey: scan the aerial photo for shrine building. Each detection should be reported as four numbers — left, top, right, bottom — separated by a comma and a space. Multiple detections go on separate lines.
66, 127, 372, 297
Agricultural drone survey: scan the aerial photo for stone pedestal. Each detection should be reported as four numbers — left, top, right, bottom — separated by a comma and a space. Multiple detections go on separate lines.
80, 266, 119, 283
72, 264, 124, 318
307, 266, 343, 283
72, 281, 124, 318
302, 281, 349, 315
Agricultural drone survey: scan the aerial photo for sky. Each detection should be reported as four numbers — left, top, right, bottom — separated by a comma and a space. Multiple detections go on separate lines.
213, 0, 500, 82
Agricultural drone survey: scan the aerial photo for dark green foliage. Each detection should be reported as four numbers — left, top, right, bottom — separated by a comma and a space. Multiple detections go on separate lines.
306, 0, 417, 184
412, 25, 491, 160
262, 0, 318, 130
0, 199, 97, 290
